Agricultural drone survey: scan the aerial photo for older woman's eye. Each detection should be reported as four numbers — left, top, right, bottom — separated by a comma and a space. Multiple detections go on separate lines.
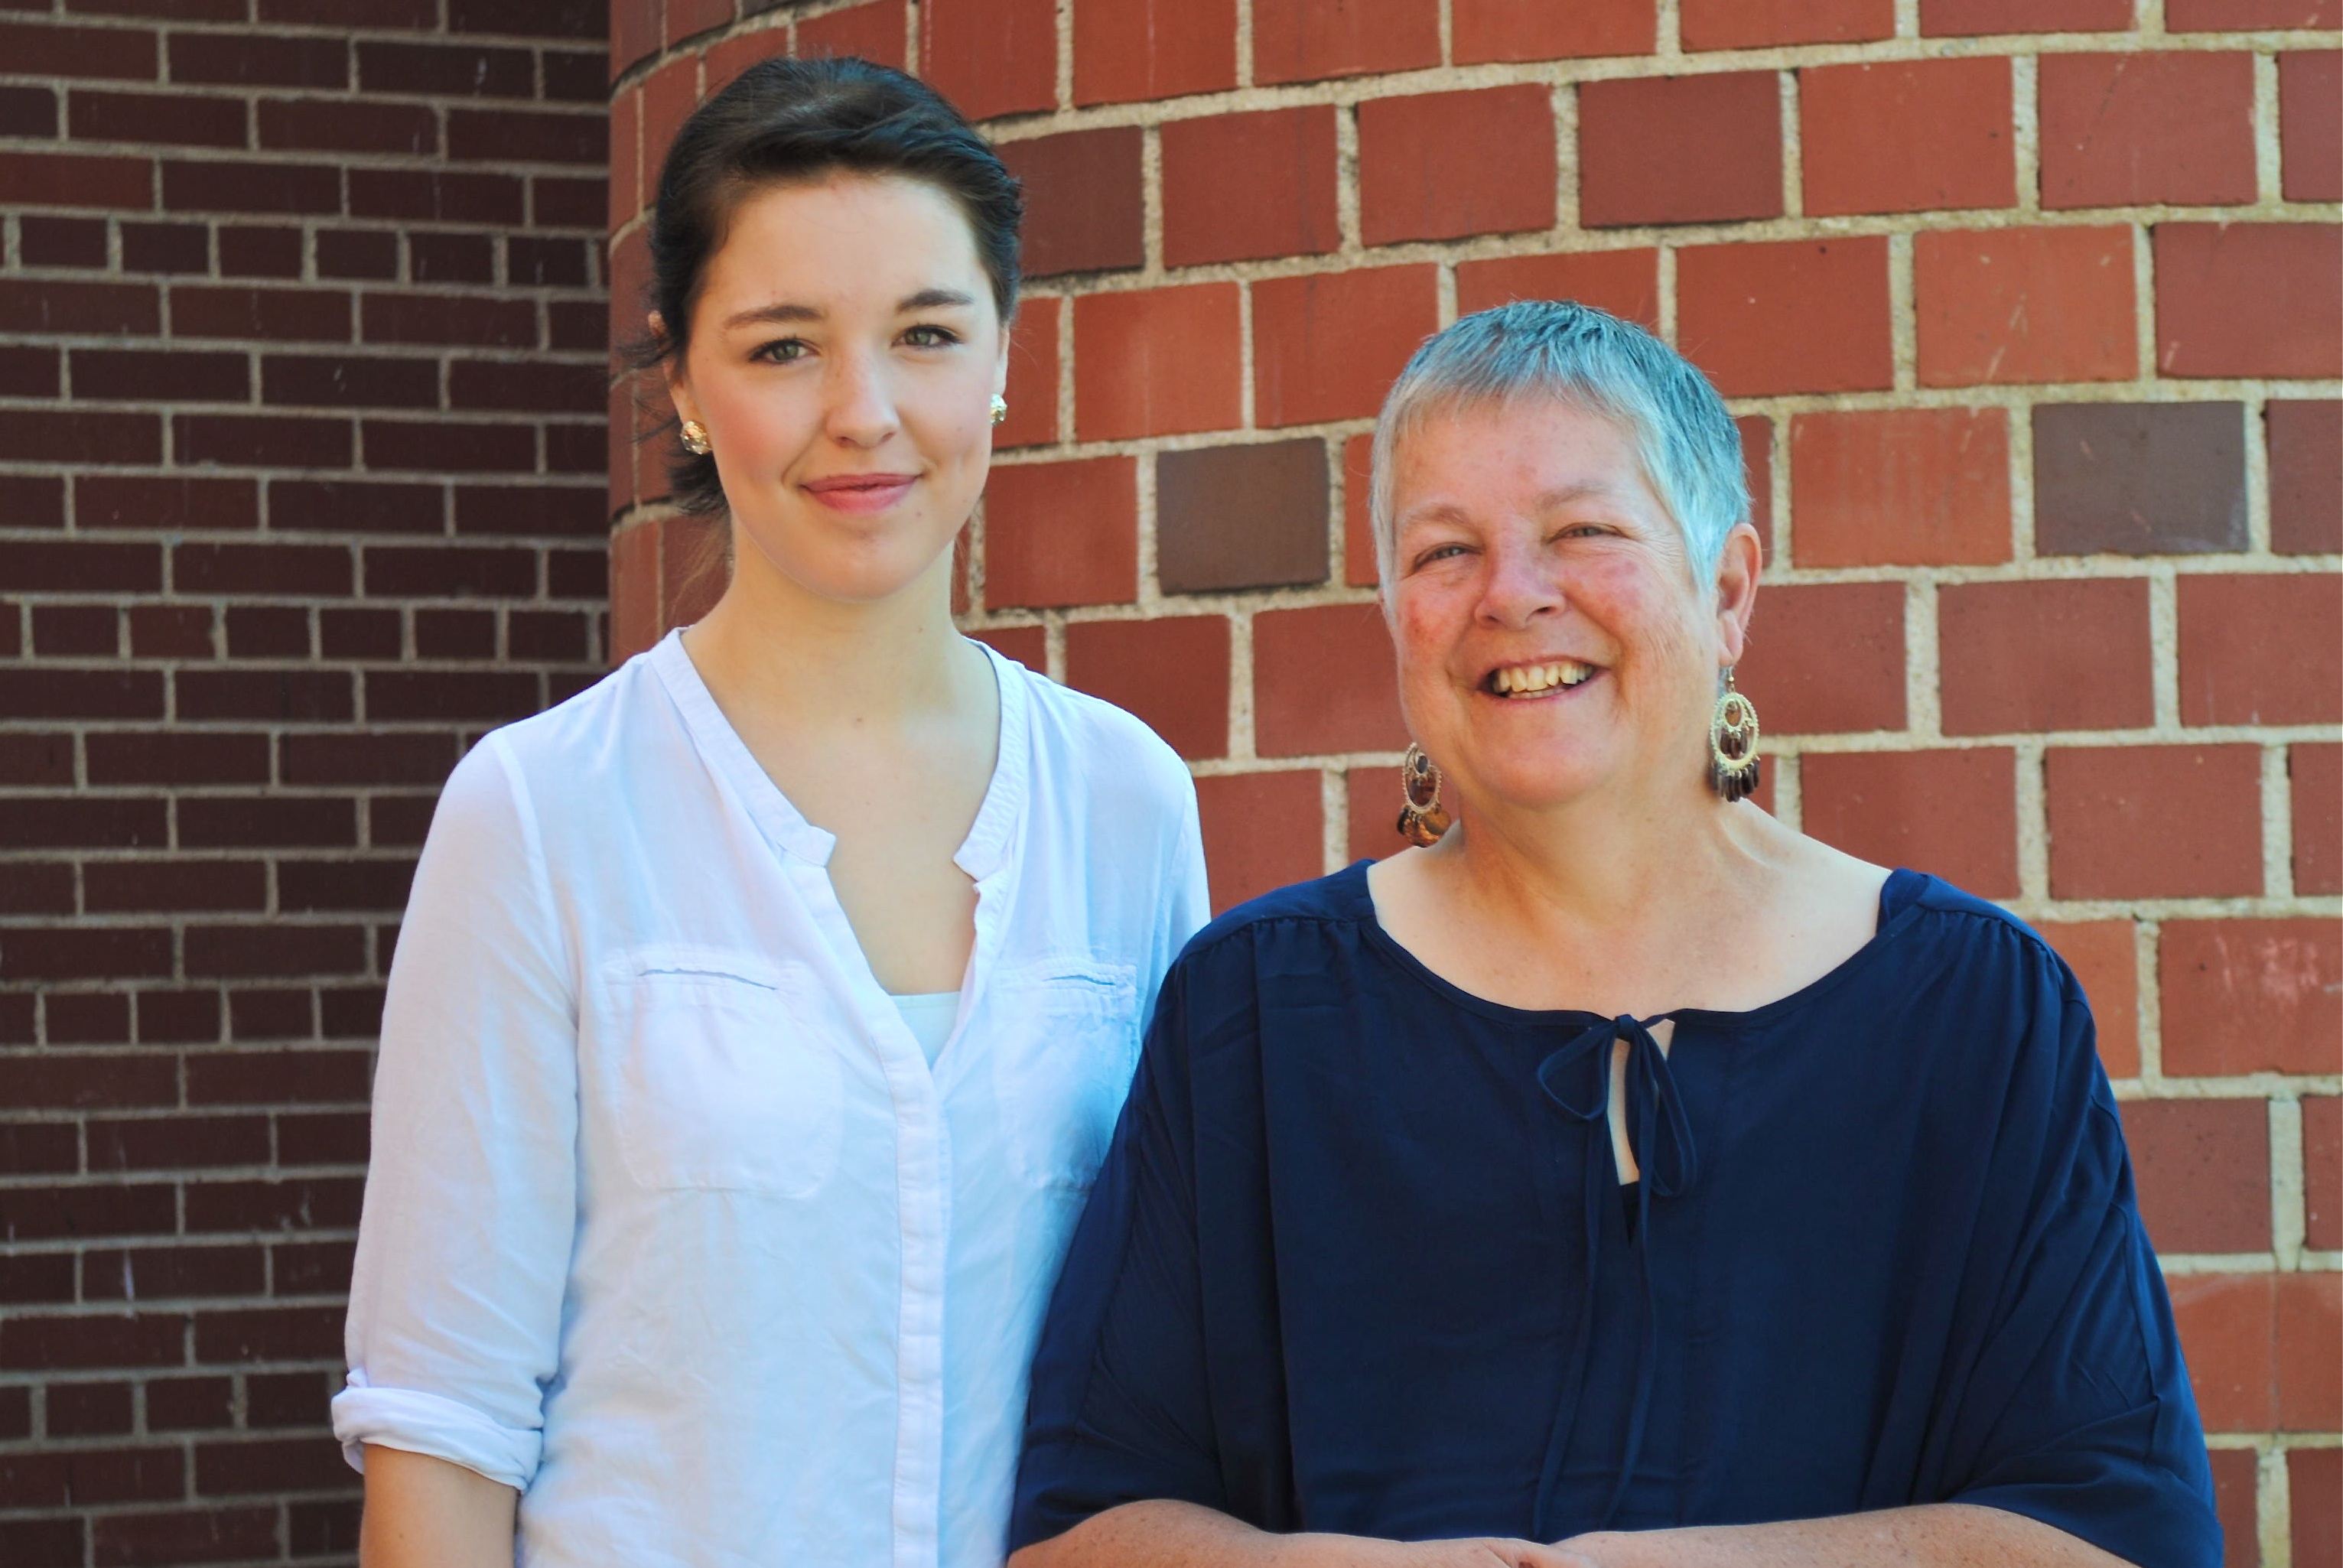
902, 324, 962, 349
1412, 543, 1471, 569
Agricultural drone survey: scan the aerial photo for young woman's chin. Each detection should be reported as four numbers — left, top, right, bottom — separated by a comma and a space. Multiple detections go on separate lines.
736, 519, 956, 607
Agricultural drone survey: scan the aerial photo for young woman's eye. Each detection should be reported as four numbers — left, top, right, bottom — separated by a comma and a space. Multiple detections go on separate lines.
750, 337, 809, 364
902, 324, 962, 349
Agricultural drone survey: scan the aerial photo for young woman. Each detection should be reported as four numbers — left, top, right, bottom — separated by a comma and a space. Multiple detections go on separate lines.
334, 58, 1209, 1566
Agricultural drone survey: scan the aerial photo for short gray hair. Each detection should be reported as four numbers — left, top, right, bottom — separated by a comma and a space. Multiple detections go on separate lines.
1368, 300, 1749, 590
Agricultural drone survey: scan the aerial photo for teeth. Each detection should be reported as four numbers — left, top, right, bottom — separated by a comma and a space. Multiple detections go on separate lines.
1493, 660, 1596, 695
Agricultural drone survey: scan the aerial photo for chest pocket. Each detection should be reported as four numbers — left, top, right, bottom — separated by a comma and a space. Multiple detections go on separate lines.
990, 959, 1143, 1192
600, 949, 844, 1197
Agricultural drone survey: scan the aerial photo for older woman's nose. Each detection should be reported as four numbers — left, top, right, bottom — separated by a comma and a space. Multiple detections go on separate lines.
821, 350, 901, 447
1474, 538, 1566, 628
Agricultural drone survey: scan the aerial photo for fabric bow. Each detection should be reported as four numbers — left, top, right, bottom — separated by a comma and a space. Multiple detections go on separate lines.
1530, 1013, 1701, 1540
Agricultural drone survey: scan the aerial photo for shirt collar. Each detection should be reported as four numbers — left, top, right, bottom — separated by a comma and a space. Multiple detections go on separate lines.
646, 627, 1029, 880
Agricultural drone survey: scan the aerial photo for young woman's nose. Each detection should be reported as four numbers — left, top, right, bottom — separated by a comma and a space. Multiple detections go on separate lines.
821, 346, 900, 447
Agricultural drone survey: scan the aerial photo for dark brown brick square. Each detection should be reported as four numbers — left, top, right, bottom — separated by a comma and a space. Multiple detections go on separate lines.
2033, 402, 2246, 556
1157, 440, 1331, 595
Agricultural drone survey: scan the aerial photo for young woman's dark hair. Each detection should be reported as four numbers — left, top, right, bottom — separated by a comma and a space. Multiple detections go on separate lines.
625, 55, 1024, 516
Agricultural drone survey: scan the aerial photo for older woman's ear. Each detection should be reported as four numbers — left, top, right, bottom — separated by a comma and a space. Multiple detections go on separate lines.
1712, 520, 1763, 665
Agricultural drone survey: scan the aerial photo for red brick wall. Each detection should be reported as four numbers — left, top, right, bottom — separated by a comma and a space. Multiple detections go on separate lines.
613, 4, 2341, 1562
0, 0, 610, 1559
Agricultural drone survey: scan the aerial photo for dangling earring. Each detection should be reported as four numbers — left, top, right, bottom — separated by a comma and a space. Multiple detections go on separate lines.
680, 419, 711, 456
1709, 668, 1762, 802
988, 394, 1008, 427
1396, 743, 1453, 846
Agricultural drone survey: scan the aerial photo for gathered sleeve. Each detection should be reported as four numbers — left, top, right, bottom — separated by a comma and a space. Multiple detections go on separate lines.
330, 734, 578, 1492
1927, 945, 2221, 1568
1010, 960, 1235, 1550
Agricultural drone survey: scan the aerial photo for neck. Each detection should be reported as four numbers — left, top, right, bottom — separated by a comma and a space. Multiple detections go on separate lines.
681, 535, 977, 737
1430, 767, 1782, 945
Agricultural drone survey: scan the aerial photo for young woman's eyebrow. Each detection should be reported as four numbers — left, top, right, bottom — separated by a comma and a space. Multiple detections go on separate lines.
898, 287, 977, 312
724, 300, 822, 329
722, 288, 975, 331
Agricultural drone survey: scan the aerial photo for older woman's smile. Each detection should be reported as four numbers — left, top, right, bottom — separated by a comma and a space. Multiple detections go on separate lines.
1484, 658, 1603, 698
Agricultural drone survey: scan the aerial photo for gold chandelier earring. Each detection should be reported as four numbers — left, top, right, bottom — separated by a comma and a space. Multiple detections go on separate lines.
1397, 743, 1453, 847
680, 419, 711, 456
1709, 668, 1762, 803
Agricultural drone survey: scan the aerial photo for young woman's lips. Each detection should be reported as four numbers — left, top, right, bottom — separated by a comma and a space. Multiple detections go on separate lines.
802, 473, 918, 514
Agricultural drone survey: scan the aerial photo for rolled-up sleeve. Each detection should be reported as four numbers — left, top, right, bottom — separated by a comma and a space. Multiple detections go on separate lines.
332, 733, 577, 1492
1938, 969, 2221, 1568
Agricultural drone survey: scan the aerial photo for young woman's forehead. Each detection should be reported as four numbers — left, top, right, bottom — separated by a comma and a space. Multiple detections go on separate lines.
701, 174, 989, 311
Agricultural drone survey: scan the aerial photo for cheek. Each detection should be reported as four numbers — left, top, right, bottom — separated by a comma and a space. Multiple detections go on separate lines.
697, 372, 815, 467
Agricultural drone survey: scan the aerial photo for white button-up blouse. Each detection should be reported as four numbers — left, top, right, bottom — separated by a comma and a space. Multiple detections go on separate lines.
332, 629, 1209, 1568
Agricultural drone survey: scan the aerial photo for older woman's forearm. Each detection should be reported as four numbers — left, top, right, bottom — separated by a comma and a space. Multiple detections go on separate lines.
1561, 1502, 2138, 1568
1010, 1500, 1599, 1568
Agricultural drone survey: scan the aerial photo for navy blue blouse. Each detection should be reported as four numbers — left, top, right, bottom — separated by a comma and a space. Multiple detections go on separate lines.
1010, 864, 2220, 1566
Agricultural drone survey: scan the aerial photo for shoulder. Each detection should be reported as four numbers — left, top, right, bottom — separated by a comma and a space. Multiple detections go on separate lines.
1173, 864, 1371, 976
1888, 871, 2081, 1005
1007, 652, 1196, 818
471, 655, 641, 782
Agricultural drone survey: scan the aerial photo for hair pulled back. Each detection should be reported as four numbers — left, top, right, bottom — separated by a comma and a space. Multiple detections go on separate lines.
627, 55, 1023, 516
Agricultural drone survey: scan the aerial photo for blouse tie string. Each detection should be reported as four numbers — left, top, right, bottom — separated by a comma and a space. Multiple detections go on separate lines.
1529, 1013, 1702, 1539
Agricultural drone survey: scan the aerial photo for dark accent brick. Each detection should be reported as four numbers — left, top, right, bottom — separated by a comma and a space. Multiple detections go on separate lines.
999, 128, 1144, 280
2033, 402, 2247, 556
1156, 439, 1332, 594
21, 214, 110, 268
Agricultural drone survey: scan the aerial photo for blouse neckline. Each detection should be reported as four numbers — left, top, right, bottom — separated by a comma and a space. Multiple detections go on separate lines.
647, 626, 1031, 882
1339, 859, 1929, 1032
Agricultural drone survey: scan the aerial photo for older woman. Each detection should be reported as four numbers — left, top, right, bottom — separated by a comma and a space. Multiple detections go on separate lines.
1004, 303, 2219, 1568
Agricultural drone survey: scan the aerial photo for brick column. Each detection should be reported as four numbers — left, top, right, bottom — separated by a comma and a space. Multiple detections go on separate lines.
0, 2, 609, 1558
613, 2, 2339, 1559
